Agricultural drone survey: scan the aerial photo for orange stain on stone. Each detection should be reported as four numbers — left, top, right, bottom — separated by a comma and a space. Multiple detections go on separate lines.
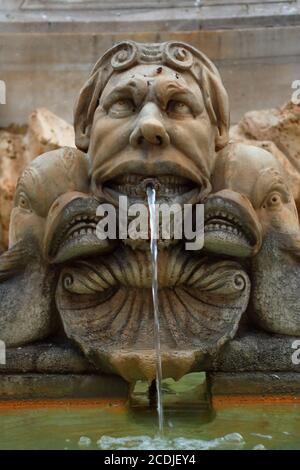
212, 395, 300, 410
0, 399, 127, 412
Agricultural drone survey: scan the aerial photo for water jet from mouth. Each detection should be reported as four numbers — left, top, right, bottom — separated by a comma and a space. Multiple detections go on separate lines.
147, 183, 164, 435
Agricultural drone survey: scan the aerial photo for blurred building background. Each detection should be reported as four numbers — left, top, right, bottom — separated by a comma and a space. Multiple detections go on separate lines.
0, 0, 300, 126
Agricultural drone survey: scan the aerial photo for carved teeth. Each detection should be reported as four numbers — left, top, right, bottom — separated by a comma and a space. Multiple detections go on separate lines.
51, 216, 99, 256
107, 173, 196, 197
205, 221, 251, 241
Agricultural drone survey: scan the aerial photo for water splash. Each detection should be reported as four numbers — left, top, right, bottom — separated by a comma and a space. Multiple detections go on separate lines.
97, 433, 245, 450
147, 185, 164, 434
78, 436, 92, 447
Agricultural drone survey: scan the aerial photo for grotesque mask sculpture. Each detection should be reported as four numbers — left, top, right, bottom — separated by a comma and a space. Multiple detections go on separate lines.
1, 41, 300, 385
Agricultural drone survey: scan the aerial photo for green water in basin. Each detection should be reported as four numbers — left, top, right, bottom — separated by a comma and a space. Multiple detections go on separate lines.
0, 373, 300, 450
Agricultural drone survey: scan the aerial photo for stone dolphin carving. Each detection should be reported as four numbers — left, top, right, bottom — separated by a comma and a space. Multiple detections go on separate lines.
212, 142, 300, 335
250, 168, 300, 335
0, 147, 90, 346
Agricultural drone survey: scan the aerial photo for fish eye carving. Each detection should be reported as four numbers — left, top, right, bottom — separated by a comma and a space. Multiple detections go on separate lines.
260, 182, 290, 210
17, 192, 32, 212
262, 191, 283, 209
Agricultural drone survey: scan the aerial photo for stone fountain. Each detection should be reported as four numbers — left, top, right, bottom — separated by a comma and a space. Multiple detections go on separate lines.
1, 40, 300, 401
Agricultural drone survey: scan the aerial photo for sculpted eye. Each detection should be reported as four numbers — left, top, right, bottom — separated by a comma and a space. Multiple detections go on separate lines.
167, 100, 192, 116
262, 191, 283, 209
108, 99, 136, 118
17, 192, 32, 212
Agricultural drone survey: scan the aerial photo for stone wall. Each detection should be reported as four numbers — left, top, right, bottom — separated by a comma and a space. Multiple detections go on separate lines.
0, 1, 300, 126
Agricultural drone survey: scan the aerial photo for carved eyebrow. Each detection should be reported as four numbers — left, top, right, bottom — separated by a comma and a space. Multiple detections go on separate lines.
154, 79, 203, 116
15, 167, 38, 198
101, 78, 148, 110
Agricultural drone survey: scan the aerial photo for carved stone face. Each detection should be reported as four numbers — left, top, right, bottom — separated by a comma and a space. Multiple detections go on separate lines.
9, 148, 90, 253
208, 141, 300, 338
88, 64, 217, 205
213, 143, 299, 236
4, 42, 254, 383
252, 168, 299, 236
53, 49, 247, 382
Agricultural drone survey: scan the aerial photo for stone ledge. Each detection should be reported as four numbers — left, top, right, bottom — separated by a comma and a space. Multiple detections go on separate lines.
0, 342, 94, 374
0, 374, 128, 400
207, 372, 300, 396
3, 331, 300, 376
0, 344, 129, 399
203, 331, 300, 373
1, 2, 300, 33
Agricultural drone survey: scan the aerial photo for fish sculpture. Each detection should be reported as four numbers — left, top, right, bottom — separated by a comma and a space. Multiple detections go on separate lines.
0, 145, 121, 348
212, 142, 300, 335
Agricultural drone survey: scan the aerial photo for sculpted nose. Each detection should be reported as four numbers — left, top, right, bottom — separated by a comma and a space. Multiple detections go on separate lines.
130, 104, 170, 148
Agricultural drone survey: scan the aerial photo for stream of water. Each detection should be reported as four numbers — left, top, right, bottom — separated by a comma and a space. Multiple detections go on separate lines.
147, 185, 164, 434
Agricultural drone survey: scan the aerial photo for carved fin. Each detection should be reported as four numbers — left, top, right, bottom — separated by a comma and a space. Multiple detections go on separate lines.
279, 232, 300, 260
0, 242, 33, 281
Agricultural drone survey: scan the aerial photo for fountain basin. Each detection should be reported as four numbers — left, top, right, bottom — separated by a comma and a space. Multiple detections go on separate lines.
0, 373, 300, 450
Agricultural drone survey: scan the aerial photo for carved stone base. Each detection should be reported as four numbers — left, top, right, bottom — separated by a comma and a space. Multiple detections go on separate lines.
0, 343, 128, 400
205, 330, 300, 400
202, 330, 300, 372
2, 331, 300, 400
0, 374, 128, 400
207, 372, 300, 397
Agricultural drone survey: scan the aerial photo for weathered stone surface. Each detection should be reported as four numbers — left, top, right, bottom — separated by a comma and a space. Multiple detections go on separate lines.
1, 39, 300, 387
205, 331, 300, 372
27, 107, 75, 159
207, 372, 300, 396
1, 40, 253, 383
213, 142, 300, 336
235, 101, 300, 165
0, 374, 128, 400
3, 331, 300, 377
0, 148, 89, 347
0, 261, 59, 347
0, 110, 75, 251
251, 230, 300, 336
56, 248, 250, 382
230, 101, 300, 206
0, 127, 29, 250
0, 343, 94, 374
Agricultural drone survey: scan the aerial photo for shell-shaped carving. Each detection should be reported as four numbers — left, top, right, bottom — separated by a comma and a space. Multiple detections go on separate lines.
56, 245, 250, 380
61, 246, 248, 296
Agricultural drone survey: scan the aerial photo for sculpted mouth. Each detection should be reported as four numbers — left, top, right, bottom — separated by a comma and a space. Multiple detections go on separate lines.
103, 173, 199, 201
205, 211, 255, 245
204, 192, 262, 257
50, 214, 100, 257
45, 196, 114, 264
